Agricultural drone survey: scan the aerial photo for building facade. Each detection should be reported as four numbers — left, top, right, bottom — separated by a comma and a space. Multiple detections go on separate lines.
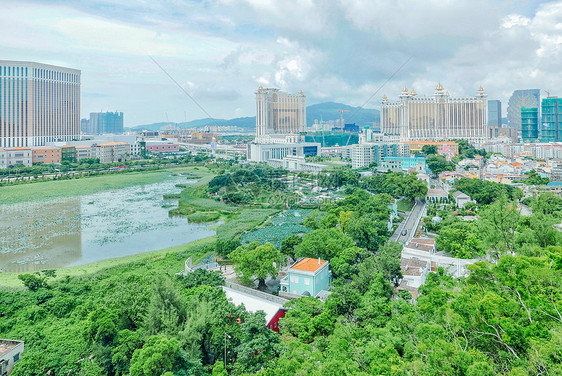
507, 89, 540, 129
381, 83, 488, 142
92, 142, 129, 163
349, 142, 410, 169
0, 60, 81, 148
521, 107, 539, 141
379, 156, 426, 173
488, 100, 502, 127
247, 142, 320, 162
0, 339, 24, 375
255, 87, 306, 141
88, 112, 124, 134
280, 258, 331, 297
541, 97, 562, 142
31, 147, 61, 164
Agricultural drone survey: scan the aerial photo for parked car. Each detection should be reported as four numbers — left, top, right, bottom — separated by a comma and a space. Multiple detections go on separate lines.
401, 229, 407, 236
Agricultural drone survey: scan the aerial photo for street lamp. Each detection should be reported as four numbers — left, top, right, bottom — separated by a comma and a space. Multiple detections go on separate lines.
224, 332, 231, 370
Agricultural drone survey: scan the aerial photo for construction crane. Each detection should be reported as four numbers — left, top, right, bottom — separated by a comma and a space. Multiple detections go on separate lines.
338, 109, 349, 130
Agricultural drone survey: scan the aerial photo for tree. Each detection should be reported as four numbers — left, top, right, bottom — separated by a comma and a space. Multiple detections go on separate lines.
426, 155, 455, 175
280, 234, 302, 260
144, 278, 187, 336
345, 213, 389, 252
478, 196, 521, 257
129, 336, 180, 376
421, 144, 438, 155
436, 220, 483, 258
229, 242, 285, 289
179, 269, 224, 289
18, 273, 46, 291
293, 228, 355, 260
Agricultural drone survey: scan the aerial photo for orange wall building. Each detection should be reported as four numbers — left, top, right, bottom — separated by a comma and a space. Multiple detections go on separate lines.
32, 147, 61, 164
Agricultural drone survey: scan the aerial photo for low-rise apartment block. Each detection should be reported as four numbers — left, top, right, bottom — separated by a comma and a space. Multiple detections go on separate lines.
92, 142, 129, 163
31, 147, 61, 164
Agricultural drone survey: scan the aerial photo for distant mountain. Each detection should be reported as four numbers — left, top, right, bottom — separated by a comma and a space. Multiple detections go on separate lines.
128, 102, 380, 131
306, 102, 379, 127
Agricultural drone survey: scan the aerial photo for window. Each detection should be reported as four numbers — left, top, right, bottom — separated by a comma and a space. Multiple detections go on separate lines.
14, 353, 20, 363
304, 278, 310, 286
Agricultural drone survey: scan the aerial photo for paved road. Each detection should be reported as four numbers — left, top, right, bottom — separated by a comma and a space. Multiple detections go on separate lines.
390, 198, 426, 243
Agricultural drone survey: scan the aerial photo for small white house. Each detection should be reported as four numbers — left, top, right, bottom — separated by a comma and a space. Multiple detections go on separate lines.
452, 191, 473, 209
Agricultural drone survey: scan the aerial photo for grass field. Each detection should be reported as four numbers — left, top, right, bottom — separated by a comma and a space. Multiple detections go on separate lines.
397, 198, 414, 212
0, 166, 206, 205
0, 235, 217, 288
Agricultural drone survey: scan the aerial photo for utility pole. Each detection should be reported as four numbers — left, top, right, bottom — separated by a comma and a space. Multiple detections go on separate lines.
224, 332, 231, 370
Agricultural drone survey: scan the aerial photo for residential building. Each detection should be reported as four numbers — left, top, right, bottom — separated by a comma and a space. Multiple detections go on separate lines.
551, 164, 562, 182
381, 83, 488, 142
88, 112, 124, 134
75, 146, 92, 161
0, 149, 6, 169
452, 191, 473, 208
280, 257, 331, 298
248, 142, 320, 162
5, 147, 32, 167
255, 87, 306, 141
0, 339, 24, 375
350, 142, 410, 169
507, 89, 540, 129
488, 100, 502, 127
540, 97, 562, 142
31, 147, 61, 164
222, 285, 288, 333
521, 107, 539, 141
92, 142, 129, 163
379, 156, 426, 172
0, 60, 80, 148
80, 118, 89, 133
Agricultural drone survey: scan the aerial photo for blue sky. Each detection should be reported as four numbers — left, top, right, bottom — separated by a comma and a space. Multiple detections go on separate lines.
1, 0, 559, 126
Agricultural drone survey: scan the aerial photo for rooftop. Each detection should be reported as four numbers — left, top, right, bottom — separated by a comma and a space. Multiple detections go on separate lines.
97, 142, 128, 146
0, 339, 23, 357
8, 147, 31, 150
222, 286, 286, 324
291, 258, 327, 273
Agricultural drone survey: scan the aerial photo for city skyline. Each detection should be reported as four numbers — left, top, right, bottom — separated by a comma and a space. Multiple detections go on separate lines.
1, 0, 560, 127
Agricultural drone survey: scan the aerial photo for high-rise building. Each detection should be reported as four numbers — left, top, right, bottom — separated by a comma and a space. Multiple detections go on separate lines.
381, 83, 488, 143
540, 97, 562, 142
88, 112, 124, 134
488, 100, 502, 127
81, 118, 89, 133
255, 87, 306, 141
507, 89, 540, 129
0, 60, 81, 148
521, 107, 539, 141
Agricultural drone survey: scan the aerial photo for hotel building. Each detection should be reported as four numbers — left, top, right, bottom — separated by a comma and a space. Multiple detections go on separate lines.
255, 87, 306, 142
0, 60, 81, 148
381, 83, 488, 143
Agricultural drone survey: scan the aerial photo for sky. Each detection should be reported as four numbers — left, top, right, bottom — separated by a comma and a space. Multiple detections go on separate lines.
1, 0, 560, 127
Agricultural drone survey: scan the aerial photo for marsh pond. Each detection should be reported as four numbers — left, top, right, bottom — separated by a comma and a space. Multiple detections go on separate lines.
0, 173, 215, 272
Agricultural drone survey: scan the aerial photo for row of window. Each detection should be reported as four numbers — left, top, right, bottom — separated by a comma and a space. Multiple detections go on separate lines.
0, 66, 80, 83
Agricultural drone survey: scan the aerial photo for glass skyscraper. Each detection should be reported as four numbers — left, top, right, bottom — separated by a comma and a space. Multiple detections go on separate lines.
507, 89, 540, 129
540, 97, 562, 142
521, 107, 539, 140
487, 100, 502, 127
88, 112, 124, 134
0, 60, 81, 148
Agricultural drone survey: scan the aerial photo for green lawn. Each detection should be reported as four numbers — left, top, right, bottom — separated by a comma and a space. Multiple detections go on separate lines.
397, 198, 414, 212
0, 166, 207, 205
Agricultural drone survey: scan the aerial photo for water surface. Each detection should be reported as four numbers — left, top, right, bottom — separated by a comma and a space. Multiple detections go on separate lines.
0, 175, 214, 272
